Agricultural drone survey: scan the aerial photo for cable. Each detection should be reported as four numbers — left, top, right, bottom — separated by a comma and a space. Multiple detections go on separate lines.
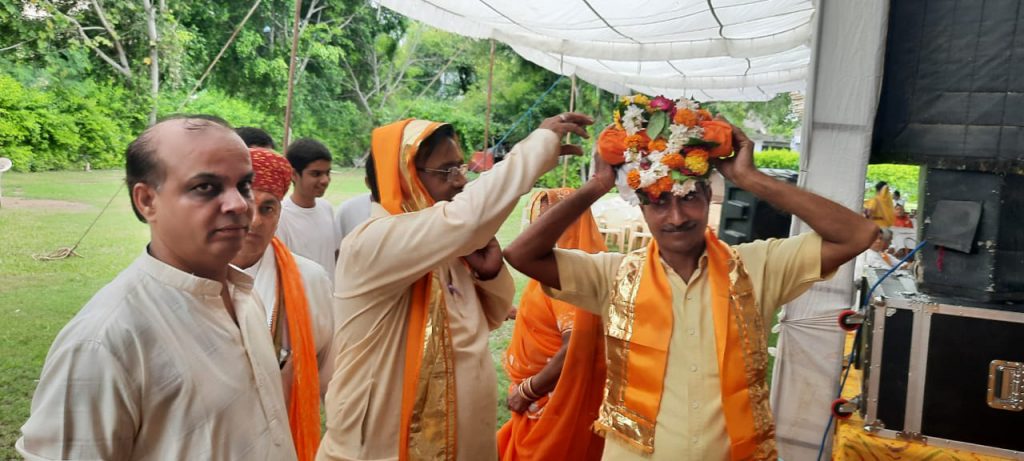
814, 240, 928, 460
492, 76, 566, 151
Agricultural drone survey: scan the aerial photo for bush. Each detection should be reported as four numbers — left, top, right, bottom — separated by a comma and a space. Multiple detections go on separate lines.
753, 148, 800, 170
866, 164, 920, 204
0, 70, 142, 171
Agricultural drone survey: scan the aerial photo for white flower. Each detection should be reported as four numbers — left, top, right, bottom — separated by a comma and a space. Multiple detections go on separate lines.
675, 99, 699, 111
622, 105, 645, 135
638, 168, 660, 188
625, 148, 644, 164
646, 151, 665, 164
671, 179, 698, 197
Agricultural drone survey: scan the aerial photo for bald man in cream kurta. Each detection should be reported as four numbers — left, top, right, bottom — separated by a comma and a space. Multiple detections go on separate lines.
318, 129, 561, 461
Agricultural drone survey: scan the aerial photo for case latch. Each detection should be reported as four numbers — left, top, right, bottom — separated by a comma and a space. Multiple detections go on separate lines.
987, 360, 1023, 412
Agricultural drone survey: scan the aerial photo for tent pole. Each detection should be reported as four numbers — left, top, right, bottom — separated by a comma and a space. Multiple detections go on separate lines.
282, 0, 303, 150
482, 39, 495, 154
561, 74, 576, 187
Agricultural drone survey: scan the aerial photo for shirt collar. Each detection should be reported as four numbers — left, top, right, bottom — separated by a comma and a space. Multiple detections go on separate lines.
136, 247, 254, 297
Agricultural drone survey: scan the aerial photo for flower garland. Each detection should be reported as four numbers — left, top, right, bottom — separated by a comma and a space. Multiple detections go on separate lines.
598, 95, 735, 203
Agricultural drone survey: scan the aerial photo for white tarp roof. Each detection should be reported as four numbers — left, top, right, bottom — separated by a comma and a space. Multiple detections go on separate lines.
378, 0, 814, 100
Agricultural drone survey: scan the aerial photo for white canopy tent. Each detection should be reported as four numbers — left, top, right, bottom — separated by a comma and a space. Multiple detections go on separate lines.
374, 0, 889, 457
378, 0, 813, 101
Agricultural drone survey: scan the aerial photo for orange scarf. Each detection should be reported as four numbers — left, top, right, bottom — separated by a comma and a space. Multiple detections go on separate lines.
497, 188, 607, 461
598, 229, 774, 459
269, 237, 320, 461
372, 119, 459, 461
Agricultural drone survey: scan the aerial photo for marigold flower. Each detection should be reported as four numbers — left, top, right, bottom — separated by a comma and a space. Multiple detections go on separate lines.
648, 138, 667, 152
685, 150, 710, 176
661, 152, 685, 169
673, 108, 698, 127
627, 169, 642, 189
624, 133, 649, 151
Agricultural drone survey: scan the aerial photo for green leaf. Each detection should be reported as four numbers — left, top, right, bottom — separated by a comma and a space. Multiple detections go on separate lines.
647, 111, 667, 139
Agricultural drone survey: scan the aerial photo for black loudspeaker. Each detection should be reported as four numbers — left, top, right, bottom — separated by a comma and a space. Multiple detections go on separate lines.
718, 168, 797, 245
871, 0, 1024, 171
919, 168, 1024, 302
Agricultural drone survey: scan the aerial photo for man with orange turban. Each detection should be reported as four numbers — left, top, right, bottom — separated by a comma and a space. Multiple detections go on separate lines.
496, 188, 607, 461
232, 147, 338, 461
317, 113, 593, 461
506, 106, 878, 460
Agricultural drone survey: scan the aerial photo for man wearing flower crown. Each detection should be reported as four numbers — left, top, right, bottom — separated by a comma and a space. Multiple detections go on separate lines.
317, 113, 593, 461
505, 96, 878, 460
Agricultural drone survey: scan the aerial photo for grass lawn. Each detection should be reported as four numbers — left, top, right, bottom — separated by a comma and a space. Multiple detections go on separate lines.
0, 168, 778, 457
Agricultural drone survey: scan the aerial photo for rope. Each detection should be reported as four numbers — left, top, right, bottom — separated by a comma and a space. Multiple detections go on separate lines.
178, 0, 263, 110
282, 0, 304, 149
481, 39, 495, 153
493, 75, 565, 151
33, 182, 125, 261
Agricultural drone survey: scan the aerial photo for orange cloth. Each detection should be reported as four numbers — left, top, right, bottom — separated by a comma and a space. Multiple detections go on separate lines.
371, 119, 458, 461
893, 215, 914, 228
270, 237, 320, 461
597, 126, 628, 165
619, 230, 764, 460
497, 188, 607, 461
250, 147, 292, 200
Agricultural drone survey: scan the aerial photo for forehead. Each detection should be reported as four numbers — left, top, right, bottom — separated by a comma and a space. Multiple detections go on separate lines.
302, 159, 332, 172
253, 189, 281, 204
420, 138, 461, 167
151, 121, 250, 177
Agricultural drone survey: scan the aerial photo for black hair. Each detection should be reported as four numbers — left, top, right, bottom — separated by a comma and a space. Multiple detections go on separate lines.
875, 181, 888, 193
286, 138, 332, 174
893, 189, 901, 198
366, 152, 379, 203
414, 124, 457, 167
236, 126, 276, 149
125, 115, 231, 222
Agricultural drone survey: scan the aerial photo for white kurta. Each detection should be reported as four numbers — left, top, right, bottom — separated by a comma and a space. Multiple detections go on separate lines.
317, 129, 561, 461
17, 251, 296, 461
335, 192, 372, 245
277, 197, 340, 279
240, 245, 339, 400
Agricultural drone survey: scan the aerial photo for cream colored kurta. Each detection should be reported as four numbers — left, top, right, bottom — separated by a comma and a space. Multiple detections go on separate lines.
17, 251, 296, 461
317, 129, 560, 461
546, 232, 828, 460
241, 244, 340, 401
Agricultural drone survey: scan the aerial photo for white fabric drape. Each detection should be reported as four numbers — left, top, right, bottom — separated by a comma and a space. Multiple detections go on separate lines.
769, 1, 889, 459
377, 0, 814, 101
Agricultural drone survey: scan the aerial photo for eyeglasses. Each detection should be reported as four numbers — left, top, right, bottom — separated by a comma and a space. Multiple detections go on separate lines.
416, 164, 469, 183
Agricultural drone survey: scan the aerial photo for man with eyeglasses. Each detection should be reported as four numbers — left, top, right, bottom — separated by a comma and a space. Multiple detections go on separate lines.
317, 115, 593, 461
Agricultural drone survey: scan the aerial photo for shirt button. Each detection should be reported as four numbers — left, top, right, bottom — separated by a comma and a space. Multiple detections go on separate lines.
690, 364, 698, 372
692, 436, 699, 444
691, 402, 700, 409
687, 328, 696, 336
686, 295, 693, 301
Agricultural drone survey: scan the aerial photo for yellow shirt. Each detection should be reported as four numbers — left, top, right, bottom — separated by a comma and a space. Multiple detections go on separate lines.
545, 232, 828, 460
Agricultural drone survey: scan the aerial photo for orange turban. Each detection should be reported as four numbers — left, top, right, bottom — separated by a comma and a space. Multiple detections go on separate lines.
699, 120, 733, 158
250, 147, 292, 200
597, 126, 628, 165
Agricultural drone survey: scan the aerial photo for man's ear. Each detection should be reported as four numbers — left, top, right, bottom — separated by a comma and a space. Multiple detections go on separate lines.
292, 170, 301, 184
133, 182, 158, 223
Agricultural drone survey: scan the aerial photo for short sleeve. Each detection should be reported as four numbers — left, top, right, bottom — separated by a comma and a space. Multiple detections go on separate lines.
541, 249, 624, 318
736, 232, 832, 320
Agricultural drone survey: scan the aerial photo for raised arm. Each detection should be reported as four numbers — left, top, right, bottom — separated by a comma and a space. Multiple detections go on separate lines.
503, 156, 617, 290
339, 114, 594, 296
714, 119, 878, 275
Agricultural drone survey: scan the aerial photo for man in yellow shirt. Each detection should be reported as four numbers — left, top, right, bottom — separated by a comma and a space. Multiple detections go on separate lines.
505, 97, 877, 460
